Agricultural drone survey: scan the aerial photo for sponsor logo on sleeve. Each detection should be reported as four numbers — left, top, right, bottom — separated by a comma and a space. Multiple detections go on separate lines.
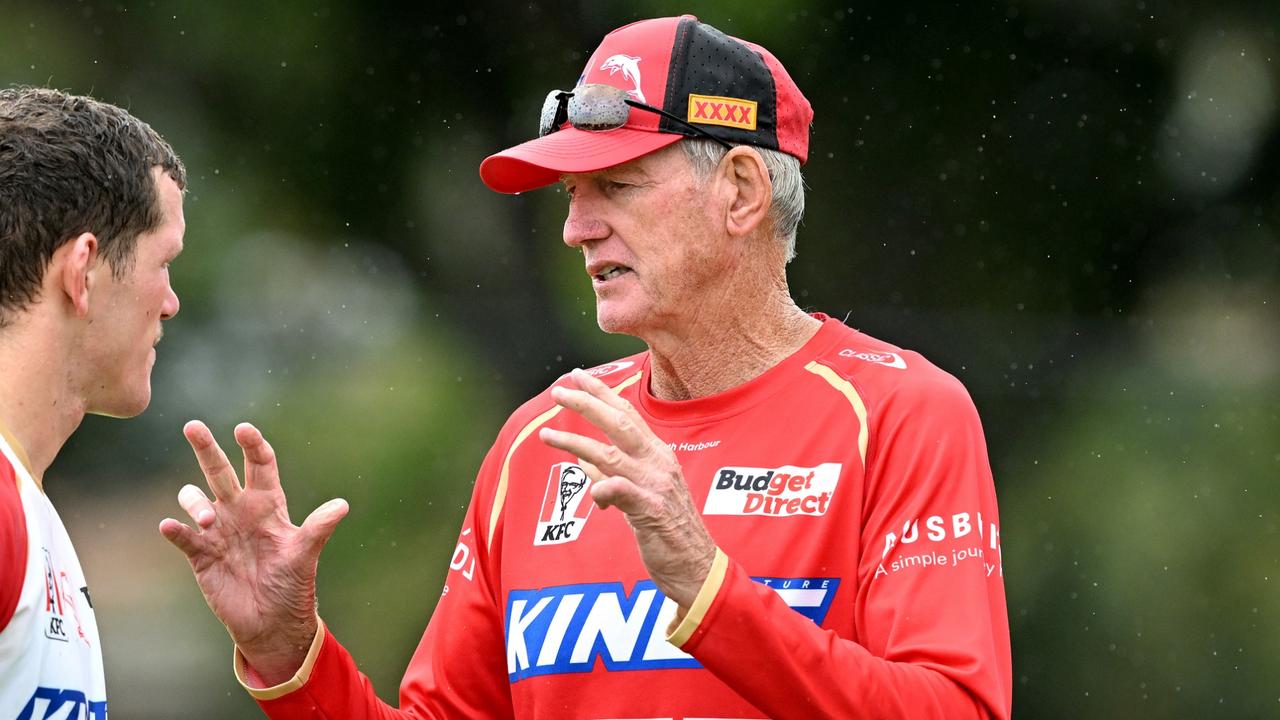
534, 463, 594, 546
876, 511, 1003, 579
703, 463, 841, 517
505, 576, 838, 681
687, 94, 758, 131
839, 348, 907, 369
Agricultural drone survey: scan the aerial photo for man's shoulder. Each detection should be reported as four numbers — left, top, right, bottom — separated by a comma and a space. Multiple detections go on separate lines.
809, 322, 972, 411
496, 352, 648, 436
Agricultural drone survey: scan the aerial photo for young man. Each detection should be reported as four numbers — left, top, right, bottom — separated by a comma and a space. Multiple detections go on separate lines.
0, 87, 186, 719
164, 15, 1011, 719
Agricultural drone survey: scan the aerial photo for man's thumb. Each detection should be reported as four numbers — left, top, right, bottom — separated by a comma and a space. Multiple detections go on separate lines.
301, 498, 349, 551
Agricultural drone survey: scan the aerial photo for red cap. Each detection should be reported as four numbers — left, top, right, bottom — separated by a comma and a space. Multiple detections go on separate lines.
480, 15, 814, 194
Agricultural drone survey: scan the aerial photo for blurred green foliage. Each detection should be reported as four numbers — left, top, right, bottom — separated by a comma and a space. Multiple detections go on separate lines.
3, 0, 1277, 717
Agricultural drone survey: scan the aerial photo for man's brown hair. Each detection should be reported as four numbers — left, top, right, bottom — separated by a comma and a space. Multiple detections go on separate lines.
0, 87, 186, 325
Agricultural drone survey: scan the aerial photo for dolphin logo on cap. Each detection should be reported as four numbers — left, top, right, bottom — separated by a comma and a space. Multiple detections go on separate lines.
600, 54, 646, 104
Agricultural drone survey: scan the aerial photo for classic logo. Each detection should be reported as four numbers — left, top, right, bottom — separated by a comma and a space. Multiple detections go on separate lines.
600, 54, 645, 103
703, 463, 841, 517
839, 348, 907, 369
505, 576, 838, 681
687, 93, 758, 131
585, 360, 635, 378
534, 463, 594, 546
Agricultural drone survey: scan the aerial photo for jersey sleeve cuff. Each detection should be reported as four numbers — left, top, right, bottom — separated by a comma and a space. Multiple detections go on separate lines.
233, 616, 327, 701
666, 547, 728, 648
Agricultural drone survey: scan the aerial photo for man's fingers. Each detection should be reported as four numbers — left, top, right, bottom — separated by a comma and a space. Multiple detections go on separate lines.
300, 498, 349, 554
177, 483, 217, 529
567, 368, 629, 407
234, 422, 282, 492
539, 427, 632, 477
551, 383, 650, 456
589, 475, 645, 514
183, 420, 242, 501
158, 517, 204, 558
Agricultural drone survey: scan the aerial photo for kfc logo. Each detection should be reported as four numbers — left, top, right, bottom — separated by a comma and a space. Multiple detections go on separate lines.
534, 463, 594, 545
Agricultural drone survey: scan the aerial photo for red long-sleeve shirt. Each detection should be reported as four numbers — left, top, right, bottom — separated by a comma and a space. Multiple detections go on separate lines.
242, 315, 1012, 719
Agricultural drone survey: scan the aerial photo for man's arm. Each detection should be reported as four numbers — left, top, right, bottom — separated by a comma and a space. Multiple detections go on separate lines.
542, 368, 1011, 720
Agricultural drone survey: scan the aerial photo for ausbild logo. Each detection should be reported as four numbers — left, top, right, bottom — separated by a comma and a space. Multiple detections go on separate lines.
687, 93, 758, 131
703, 463, 841, 517
534, 462, 593, 545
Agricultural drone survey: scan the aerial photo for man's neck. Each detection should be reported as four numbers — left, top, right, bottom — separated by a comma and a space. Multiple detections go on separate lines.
643, 284, 822, 401
0, 322, 86, 482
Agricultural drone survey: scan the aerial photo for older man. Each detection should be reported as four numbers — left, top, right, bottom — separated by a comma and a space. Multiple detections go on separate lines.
0, 87, 186, 719
163, 15, 1011, 719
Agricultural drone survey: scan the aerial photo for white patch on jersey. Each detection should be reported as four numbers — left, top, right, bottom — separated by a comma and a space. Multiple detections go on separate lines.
703, 463, 842, 517
534, 462, 594, 546
839, 348, 907, 369
584, 360, 635, 378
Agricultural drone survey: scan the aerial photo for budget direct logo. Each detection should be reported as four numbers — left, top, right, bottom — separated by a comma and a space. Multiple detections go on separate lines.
534, 463, 593, 545
703, 463, 841, 517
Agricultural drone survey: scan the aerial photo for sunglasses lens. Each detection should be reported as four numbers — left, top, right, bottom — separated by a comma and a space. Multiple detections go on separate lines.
539, 89, 568, 137
566, 84, 630, 132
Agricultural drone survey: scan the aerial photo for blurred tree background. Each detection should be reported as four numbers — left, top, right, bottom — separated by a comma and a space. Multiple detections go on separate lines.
3, 0, 1277, 717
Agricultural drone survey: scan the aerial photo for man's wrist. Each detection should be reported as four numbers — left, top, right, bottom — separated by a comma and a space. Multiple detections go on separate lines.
237, 616, 319, 686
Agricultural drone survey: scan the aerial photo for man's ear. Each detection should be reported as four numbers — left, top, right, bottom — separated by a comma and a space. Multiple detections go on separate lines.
720, 147, 773, 239
56, 233, 99, 317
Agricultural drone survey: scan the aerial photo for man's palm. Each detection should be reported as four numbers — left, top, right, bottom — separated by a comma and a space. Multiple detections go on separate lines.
159, 421, 348, 682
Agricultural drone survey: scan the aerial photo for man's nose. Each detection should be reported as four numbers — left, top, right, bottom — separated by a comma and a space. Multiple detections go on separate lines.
562, 192, 611, 248
161, 283, 180, 320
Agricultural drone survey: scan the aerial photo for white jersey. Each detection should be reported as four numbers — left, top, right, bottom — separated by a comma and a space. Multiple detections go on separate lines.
0, 433, 107, 720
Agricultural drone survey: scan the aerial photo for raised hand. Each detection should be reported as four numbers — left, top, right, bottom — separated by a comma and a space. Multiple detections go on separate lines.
539, 369, 716, 608
159, 420, 348, 685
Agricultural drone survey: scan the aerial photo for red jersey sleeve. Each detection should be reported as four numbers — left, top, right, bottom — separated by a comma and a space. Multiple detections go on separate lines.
0, 458, 26, 633
248, 435, 514, 719
673, 369, 1012, 719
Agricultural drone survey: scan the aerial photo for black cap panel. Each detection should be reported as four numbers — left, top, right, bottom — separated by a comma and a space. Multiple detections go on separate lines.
661, 19, 780, 150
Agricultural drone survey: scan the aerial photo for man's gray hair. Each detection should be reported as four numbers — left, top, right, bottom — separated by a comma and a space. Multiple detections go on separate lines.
681, 139, 805, 262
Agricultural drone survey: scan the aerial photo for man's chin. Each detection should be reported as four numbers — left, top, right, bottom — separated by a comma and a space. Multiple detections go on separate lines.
88, 387, 152, 419
594, 302, 645, 336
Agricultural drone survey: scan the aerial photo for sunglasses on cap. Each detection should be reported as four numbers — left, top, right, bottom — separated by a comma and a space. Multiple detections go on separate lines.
539, 83, 732, 151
